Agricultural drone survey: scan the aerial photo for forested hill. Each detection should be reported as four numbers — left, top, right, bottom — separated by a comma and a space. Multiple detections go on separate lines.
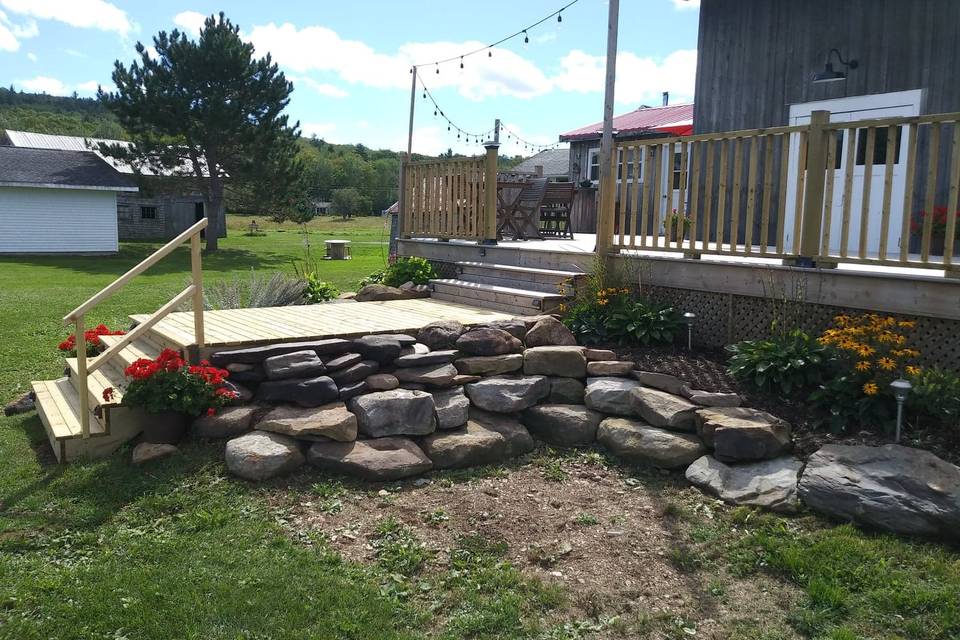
0, 87, 127, 139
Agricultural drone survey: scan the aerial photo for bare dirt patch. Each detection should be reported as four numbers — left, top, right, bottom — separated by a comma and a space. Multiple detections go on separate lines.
269, 452, 801, 638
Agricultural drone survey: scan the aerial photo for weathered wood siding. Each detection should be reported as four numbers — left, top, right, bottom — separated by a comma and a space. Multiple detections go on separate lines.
695, 0, 960, 133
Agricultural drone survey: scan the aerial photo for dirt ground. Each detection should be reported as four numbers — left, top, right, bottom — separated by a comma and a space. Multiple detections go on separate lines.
271, 454, 801, 639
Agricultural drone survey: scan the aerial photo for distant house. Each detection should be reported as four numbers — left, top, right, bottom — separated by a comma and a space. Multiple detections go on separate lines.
511, 148, 569, 180
311, 200, 332, 215
1, 130, 223, 241
559, 103, 694, 186
0, 146, 137, 253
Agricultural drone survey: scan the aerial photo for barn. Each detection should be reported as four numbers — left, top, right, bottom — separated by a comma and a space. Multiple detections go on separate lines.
0, 146, 137, 253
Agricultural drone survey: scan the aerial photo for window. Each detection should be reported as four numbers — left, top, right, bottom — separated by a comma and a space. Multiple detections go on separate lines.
140, 206, 157, 219
672, 151, 683, 190
833, 127, 903, 169
588, 148, 600, 182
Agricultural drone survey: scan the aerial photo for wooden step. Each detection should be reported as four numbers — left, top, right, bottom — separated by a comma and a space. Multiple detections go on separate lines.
456, 261, 586, 287
32, 378, 109, 462
429, 279, 565, 315
99, 334, 164, 370
65, 337, 167, 411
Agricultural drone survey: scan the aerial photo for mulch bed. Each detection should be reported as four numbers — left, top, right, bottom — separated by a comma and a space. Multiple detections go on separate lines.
602, 341, 960, 466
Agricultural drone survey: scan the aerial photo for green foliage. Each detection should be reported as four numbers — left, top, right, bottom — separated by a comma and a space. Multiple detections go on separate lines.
379, 257, 437, 287
727, 329, 833, 394
372, 517, 427, 576
0, 87, 126, 138
303, 275, 340, 303
203, 270, 307, 309
563, 286, 680, 346
908, 366, 960, 430
330, 186, 372, 219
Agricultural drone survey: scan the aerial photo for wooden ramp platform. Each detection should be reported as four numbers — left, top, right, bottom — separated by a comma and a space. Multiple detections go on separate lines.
133, 298, 516, 350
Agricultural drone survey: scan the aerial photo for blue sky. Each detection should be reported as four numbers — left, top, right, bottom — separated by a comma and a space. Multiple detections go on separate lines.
0, 0, 700, 156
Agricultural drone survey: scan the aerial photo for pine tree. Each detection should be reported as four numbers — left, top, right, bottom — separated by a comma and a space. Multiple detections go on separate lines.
99, 12, 301, 251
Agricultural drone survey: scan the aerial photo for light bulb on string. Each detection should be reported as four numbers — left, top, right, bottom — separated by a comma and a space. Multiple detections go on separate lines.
488, 49, 492, 58
435, 63, 439, 75
523, 30, 529, 45
460, 56, 464, 69
558, 11, 562, 24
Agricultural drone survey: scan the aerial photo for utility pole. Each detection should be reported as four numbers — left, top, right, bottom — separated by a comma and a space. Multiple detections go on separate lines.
406, 66, 417, 155
494, 118, 501, 144
397, 66, 417, 243
595, 0, 619, 258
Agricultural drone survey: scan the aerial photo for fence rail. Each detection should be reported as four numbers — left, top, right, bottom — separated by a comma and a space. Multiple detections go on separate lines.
609, 110, 960, 271
401, 155, 493, 241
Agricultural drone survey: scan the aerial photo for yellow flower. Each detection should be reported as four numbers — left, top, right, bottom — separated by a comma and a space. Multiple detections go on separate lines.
863, 382, 879, 396
834, 314, 851, 326
855, 361, 872, 372
876, 357, 896, 371
856, 345, 876, 357
558, 303, 566, 313
905, 365, 921, 376
902, 348, 920, 358
898, 320, 916, 329
597, 299, 608, 306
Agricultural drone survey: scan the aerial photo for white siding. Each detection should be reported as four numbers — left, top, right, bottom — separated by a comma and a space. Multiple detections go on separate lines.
0, 187, 119, 253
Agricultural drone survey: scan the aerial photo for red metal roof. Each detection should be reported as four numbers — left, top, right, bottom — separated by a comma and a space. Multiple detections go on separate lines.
559, 103, 694, 141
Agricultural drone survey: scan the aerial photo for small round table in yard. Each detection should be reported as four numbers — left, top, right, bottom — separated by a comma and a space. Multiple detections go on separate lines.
324, 239, 352, 260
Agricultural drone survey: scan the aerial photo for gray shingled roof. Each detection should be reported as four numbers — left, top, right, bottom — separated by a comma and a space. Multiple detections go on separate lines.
0, 146, 138, 191
512, 148, 569, 178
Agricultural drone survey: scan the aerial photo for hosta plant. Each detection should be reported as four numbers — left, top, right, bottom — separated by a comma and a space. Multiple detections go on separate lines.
727, 329, 832, 394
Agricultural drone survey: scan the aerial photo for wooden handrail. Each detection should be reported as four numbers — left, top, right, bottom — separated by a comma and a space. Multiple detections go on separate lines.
63, 218, 208, 324
88, 285, 196, 373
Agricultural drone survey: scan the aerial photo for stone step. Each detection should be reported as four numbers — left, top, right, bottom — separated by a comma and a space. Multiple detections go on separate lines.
456, 261, 586, 293
429, 279, 564, 315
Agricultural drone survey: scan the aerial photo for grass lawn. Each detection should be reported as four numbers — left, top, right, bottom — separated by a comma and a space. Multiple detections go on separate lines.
0, 219, 958, 639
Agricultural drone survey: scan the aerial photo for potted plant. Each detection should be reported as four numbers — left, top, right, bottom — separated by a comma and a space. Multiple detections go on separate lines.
58, 324, 126, 357
910, 206, 960, 256
664, 209, 691, 244
103, 349, 236, 443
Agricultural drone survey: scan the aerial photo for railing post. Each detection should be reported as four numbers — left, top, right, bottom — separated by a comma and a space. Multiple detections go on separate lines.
190, 233, 205, 351
797, 110, 831, 266
75, 317, 90, 438
482, 142, 500, 244
595, 148, 618, 256
398, 156, 410, 240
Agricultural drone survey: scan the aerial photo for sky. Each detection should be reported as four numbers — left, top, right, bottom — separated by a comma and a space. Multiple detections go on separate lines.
0, 0, 701, 157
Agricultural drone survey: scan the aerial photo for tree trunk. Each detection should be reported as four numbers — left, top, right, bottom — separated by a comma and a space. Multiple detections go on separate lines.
205, 174, 225, 252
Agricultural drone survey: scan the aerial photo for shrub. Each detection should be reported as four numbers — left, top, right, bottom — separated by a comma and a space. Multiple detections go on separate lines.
908, 366, 960, 430
563, 286, 680, 346
204, 271, 307, 309
810, 314, 920, 433
727, 329, 832, 394
303, 274, 340, 303
378, 257, 437, 287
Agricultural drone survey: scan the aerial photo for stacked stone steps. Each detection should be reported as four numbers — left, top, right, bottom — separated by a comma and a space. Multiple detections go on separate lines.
428, 261, 584, 315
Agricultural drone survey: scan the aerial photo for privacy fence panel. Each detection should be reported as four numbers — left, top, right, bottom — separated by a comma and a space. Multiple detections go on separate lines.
401, 158, 487, 241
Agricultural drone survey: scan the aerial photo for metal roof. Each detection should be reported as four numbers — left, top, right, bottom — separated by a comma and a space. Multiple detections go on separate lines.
0, 146, 138, 191
559, 103, 695, 142
511, 148, 570, 177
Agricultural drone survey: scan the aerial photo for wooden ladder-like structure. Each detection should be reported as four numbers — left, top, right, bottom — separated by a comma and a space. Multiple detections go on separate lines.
32, 219, 208, 462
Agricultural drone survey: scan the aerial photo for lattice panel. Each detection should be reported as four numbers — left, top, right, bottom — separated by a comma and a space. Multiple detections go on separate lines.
646, 285, 960, 371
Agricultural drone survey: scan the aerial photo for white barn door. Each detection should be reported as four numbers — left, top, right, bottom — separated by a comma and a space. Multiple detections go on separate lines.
783, 89, 922, 256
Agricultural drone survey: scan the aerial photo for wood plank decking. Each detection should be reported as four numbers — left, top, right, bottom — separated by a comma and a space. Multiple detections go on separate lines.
133, 298, 516, 349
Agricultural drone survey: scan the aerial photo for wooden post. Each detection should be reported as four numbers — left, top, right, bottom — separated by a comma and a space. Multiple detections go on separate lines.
398, 66, 417, 241
190, 232, 205, 350
797, 110, 831, 265
595, 0, 620, 258
482, 142, 499, 244
75, 317, 89, 439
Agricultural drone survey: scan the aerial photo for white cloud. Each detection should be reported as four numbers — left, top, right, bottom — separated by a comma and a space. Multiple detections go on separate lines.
671, 0, 700, 9
76, 80, 101, 93
63, 48, 84, 57
552, 48, 697, 105
246, 23, 552, 101
18, 75, 70, 95
173, 10, 205, 36
26, 51, 36, 61
0, 0, 134, 36
0, 9, 38, 51
288, 75, 348, 98
300, 121, 337, 139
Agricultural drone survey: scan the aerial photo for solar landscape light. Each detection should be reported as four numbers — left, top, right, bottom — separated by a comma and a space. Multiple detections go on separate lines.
682, 312, 696, 350
889, 378, 912, 443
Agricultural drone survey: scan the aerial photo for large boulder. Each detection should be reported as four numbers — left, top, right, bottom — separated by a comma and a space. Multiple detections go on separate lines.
354, 283, 408, 302
263, 350, 326, 380
465, 375, 549, 413
631, 387, 698, 432
584, 348, 617, 362
365, 373, 399, 391
225, 431, 305, 481
486, 318, 527, 340
255, 403, 357, 442
686, 455, 802, 513
256, 376, 339, 408
338, 381, 369, 401
454, 354, 523, 376
307, 437, 432, 481
695, 407, 792, 461
798, 444, 960, 537
431, 387, 470, 430
132, 442, 178, 465
417, 320, 465, 350
521, 404, 603, 447
455, 328, 523, 356
632, 370, 686, 395
329, 360, 380, 386
586, 361, 634, 377
352, 336, 402, 364
324, 352, 362, 372
523, 346, 586, 378
420, 410, 533, 469
395, 350, 459, 368
524, 316, 577, 347
192, 405, 260, 439
210, 339, 352, 366
597, 418, 706, 469
393, 363, 458, 387
683, 388, 742, 408
584, 377, 641, 416
348, 389, 436, 437
547, 377, 585, 404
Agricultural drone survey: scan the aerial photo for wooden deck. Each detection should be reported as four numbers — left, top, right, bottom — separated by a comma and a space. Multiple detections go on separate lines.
133, 298, 515, 350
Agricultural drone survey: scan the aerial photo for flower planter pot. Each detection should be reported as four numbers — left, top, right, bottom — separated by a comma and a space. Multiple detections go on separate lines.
134, 408, 190, 444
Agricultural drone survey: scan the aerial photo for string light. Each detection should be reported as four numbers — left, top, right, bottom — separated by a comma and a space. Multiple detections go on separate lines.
460, 56, 464, 69
523, 30, 529, 45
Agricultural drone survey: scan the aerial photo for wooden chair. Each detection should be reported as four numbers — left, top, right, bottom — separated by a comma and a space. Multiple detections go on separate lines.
538, 182, 576, 239
497, 176, 548, 240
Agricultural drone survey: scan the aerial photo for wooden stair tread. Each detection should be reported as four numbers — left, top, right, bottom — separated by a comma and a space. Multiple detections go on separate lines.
99, 334, 164, 369
65, 357, 127, 409
429, 279, 565, 299
455, 261, 586, 278
31, 378, 107, 440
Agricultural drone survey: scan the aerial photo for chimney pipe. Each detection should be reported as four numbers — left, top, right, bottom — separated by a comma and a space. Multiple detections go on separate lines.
662, 91, 669, 106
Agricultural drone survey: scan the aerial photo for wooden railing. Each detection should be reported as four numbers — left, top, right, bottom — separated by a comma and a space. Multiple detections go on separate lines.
607, 110, 960, 271
63, 218, 208, 438
400, 144, 498, 242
